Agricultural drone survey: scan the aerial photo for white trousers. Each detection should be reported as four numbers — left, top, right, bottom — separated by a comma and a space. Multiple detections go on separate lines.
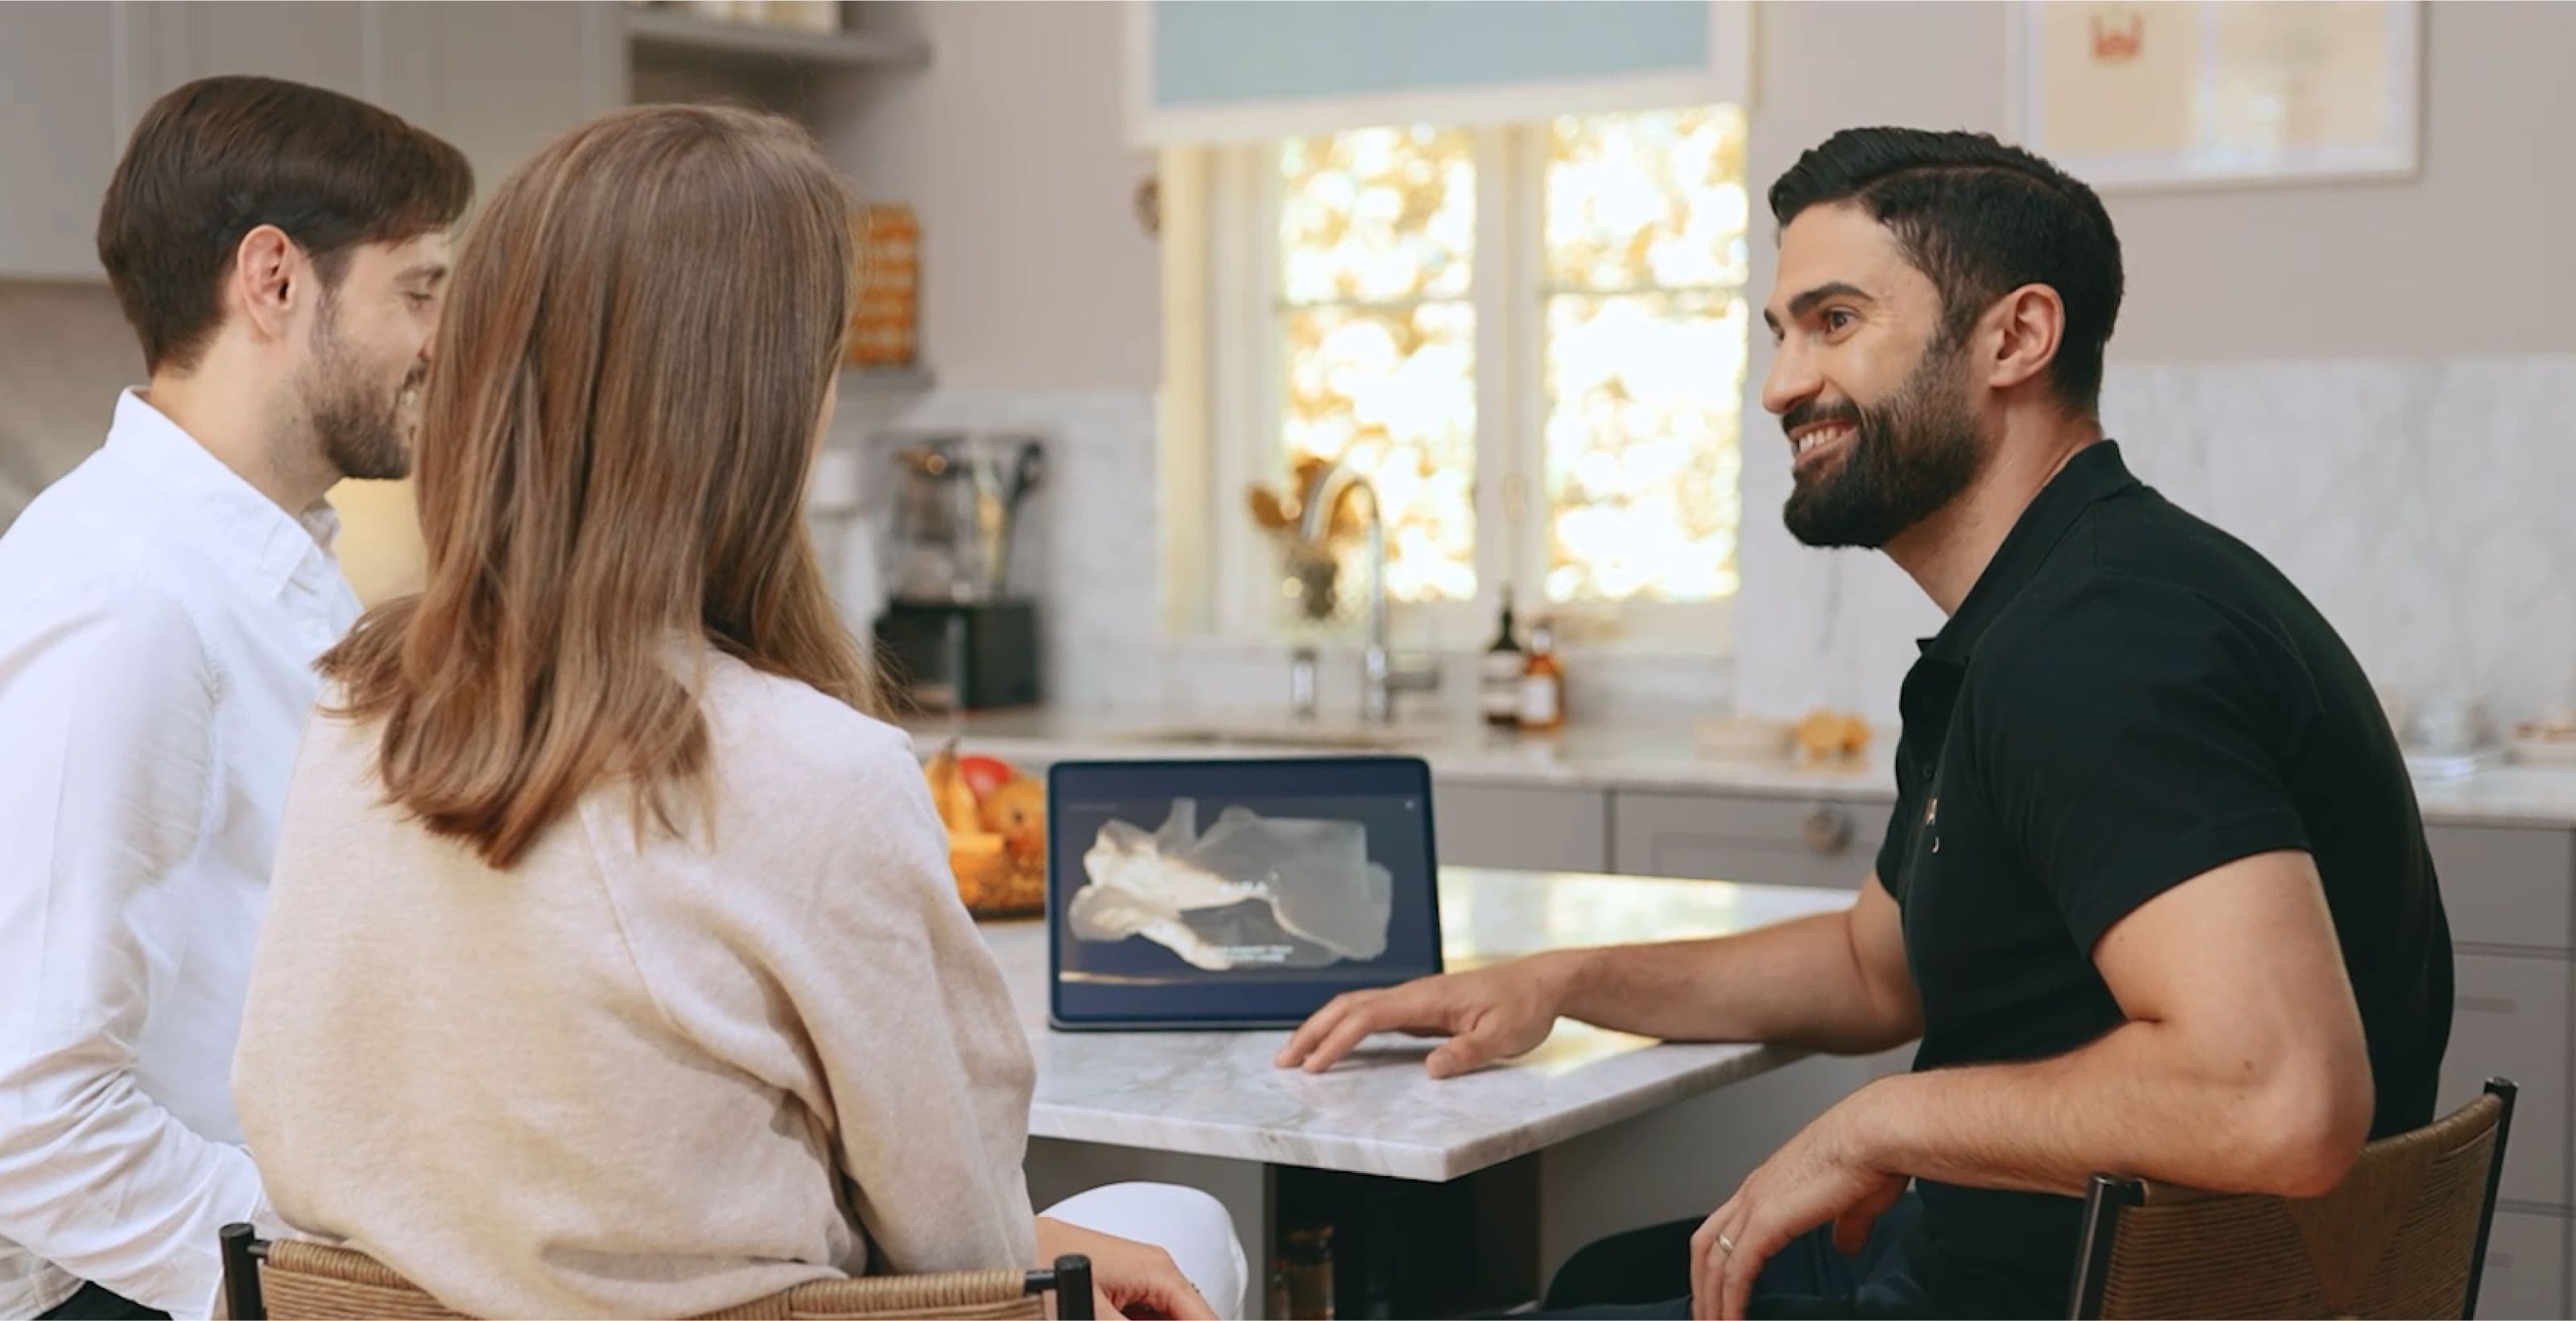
1039, 1182, 1249, 1319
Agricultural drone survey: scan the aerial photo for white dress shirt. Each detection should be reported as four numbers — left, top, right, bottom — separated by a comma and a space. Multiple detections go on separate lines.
0, 391, 360, 1319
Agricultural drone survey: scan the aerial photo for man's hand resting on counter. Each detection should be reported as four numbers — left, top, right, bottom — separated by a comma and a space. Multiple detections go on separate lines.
1273, 953, 1578, 1076
1278, 882, 1926, 1078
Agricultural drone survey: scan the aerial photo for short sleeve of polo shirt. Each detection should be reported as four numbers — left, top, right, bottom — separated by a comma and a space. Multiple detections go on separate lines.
1962, 573, 2321, 951
1873, 797, 1908, 892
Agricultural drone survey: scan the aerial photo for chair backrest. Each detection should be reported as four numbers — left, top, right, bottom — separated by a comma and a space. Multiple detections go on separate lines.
218, 1224, 1093, 1321
2067, 1078, 2516, 1320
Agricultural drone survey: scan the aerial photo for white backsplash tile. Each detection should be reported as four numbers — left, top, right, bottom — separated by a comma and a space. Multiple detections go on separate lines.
1736, 355, 2576, 729
823, 386, 1168, 712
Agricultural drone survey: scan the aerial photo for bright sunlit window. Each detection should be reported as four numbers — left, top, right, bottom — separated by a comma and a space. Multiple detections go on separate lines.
1189, 105, 1750, 647
1278, 124, 1482, 605
1538, 107, 1750, 607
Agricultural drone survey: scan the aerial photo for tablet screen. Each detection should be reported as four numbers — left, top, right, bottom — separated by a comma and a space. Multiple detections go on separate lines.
1045, 757, 1443, 1029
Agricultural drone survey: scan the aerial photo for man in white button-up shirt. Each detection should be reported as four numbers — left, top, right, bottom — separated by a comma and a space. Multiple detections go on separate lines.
0, 76, 469, 1321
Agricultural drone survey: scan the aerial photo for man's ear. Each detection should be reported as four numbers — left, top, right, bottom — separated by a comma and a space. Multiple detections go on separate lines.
228, 225, 303, 345
1983, 283, 2066, 394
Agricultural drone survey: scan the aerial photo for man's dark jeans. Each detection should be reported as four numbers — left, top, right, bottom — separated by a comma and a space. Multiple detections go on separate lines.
1537, 1192, 1935, 1319
35, 1282, 167, 1321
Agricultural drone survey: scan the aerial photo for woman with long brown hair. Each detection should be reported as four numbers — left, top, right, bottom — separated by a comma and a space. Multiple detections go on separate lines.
231, 105, 1239, 1319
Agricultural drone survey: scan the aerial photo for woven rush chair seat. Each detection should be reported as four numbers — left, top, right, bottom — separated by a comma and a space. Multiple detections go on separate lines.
2069, 1078, 2516, 1319
220, 1224, 1091, 1320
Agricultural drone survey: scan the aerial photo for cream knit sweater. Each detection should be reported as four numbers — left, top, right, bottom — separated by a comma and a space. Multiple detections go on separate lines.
233, 654, 1037, 1319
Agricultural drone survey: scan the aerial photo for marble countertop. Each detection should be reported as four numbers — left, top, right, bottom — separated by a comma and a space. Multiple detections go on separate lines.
2408, 766, 2576, 829
905, 708, 2576, 828
981, 869, 1850, 1182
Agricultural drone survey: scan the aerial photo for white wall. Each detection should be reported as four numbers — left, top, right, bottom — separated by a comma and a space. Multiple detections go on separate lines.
1748, 1, 2576, 362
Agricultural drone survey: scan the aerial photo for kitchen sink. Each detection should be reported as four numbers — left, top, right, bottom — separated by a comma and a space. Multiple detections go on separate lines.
1106, 724, 1422, 751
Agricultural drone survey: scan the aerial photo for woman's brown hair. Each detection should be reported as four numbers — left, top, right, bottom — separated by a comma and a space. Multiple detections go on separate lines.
322, 104, 878, 869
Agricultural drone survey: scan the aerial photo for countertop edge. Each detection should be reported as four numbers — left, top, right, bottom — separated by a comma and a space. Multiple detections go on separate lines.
1025, 1039, 1809, 1181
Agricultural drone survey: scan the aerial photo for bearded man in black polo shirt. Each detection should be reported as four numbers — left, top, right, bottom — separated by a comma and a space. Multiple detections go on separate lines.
1275, 127, 2453, 1320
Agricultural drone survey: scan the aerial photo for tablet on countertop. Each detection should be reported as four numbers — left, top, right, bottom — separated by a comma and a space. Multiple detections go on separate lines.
1044, 757, 1443, 1031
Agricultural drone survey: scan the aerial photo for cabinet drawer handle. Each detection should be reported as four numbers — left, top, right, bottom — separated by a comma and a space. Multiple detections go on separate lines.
1802, 805, 1853, 855
2457, 995, 2519, 1015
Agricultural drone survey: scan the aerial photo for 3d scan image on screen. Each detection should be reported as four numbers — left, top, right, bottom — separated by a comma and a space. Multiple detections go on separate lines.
1046, 758, 1439, 1027
1066, 798, 1393, 972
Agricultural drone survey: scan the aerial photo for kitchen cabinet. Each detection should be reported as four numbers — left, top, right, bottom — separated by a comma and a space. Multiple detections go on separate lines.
2433, 824, 2576, 953
1432, 782, 1608, 874
0, 2, 394, 281
2478, 1209, 2568, 1320
2443, 953, 2571, 1208
130, 2, 377, 100
0, 2, 617, 281
374, 3, 624, 192
0, 2, 141, 279
1609, 790, 1881, 890
2385, 823, 2576, 1315
2435, 827, 2576, 1315
138, 2, 621, 210
142, 2, 624, 190
0, 1, 941, 279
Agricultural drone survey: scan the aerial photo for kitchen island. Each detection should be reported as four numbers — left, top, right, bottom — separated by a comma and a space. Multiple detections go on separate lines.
988, 869, 1862, 1319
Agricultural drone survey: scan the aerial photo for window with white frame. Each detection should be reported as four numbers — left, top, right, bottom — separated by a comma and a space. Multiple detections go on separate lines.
1187, 105, 1752, 651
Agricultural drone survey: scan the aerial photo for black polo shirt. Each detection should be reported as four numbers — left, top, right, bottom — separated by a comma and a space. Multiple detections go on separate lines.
1875, 442, 2453, 1317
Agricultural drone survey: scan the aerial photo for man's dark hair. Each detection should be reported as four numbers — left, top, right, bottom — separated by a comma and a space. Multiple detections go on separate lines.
97, 75, 473, 374
1769, 128, 2123, 414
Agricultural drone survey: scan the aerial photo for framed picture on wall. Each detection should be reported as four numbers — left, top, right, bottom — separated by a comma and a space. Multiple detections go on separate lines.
2006, 1, 2423, 190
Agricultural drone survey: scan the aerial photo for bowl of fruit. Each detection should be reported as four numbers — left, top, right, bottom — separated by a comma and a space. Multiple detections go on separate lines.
922, 741, 1047, 919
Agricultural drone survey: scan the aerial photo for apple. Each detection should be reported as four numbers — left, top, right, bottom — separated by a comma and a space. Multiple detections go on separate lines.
959, 753, 1016, 802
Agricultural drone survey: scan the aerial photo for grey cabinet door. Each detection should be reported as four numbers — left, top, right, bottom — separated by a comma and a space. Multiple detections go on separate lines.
134, 1, 375, 99
0, 2, 612, 280
1433, 783, 1608, 874
376, 2, 624, 192
146, 2, 617, 196
2430, 825, 2576, 953
1610, 791, 1880, 889
2476, 1209, 2569, 1320
2444, 953, 2570, 1209
0, 2, 129, 279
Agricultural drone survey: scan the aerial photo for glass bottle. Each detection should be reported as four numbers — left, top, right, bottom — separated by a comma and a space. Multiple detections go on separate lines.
1518, 620, 1566, 732
1480, 588, 1524, 728
1269, 1224, 1335, 1320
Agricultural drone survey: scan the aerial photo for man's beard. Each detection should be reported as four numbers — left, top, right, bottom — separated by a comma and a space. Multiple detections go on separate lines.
1781, 334, 1985, 550
302, 295, 419, 483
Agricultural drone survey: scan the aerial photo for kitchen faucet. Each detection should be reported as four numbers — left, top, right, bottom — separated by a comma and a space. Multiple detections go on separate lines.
1298, 458, 1442, 725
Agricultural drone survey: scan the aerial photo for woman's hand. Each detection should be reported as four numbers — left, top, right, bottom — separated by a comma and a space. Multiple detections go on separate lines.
1035, 1216, 1219, 1320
